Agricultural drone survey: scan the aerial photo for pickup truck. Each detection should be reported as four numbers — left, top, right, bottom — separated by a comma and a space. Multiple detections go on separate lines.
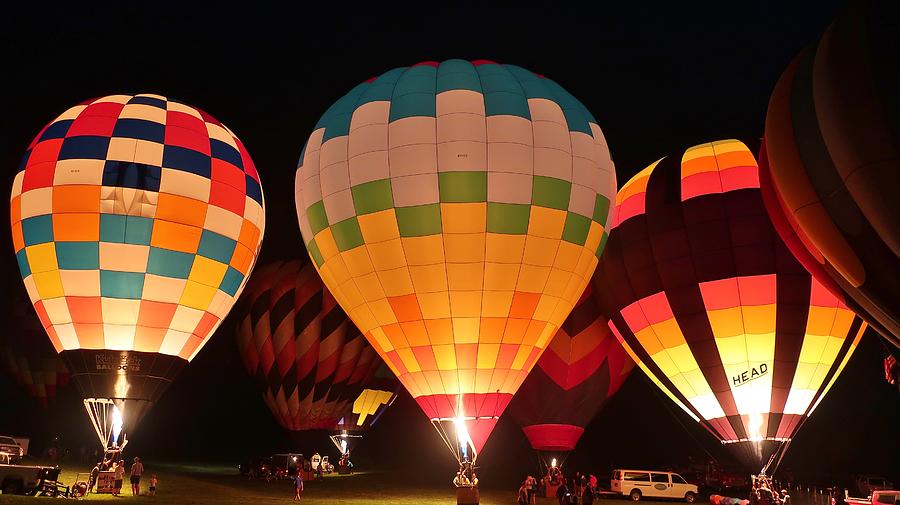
846, 490, 899, 505
0, 453, 61, 495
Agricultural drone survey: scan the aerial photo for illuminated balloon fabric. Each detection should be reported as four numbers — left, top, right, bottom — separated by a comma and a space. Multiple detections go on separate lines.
336, 362, 400, 433
235, 260, 372, 432
295, 59, 617, 459
332, 362, 400, 455
507, 283, 634, 452
9, 94, 266, 436
592, 140, 865, 471
762, 3, 899, 348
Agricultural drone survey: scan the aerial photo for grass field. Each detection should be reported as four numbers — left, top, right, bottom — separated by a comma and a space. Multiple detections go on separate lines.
0, 460, 684, 504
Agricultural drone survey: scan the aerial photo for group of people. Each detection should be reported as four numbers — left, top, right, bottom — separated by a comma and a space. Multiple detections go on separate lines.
87, 456, 157, 497
554, 472, 598, 505
517, 469, 598, 505
453, 459, 479, 488
750, 475, 790, 505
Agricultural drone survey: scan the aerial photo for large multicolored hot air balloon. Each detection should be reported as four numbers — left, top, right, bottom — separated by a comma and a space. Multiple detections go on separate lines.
1, 293, 70, 408
235, 260, 394, 445
507, 283, 633, 466
761, 2, 899, 349
295, 59, 616, 472
10, 94, 265, 450
593, 140, 865, 473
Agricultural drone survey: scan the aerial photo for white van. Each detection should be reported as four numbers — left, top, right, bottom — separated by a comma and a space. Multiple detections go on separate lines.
612, 469, 699, 502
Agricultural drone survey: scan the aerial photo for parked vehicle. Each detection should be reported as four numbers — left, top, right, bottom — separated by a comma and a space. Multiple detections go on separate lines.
239, 456, 274, 480
846, 489, 899, 505
0, 453, 61, 495
0, 436, 23, 464
612, 469, 699, 502
855, 476, 895, 498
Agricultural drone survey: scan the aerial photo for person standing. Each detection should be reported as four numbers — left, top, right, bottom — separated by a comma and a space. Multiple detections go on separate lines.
88, 462, 100, 494
556, 479, 570, 505
518, 480, 530, 505
113, 460, 125, 496
293, 470, 304, 501
149, 474, 158, 496
583, 483, 595, 505
130, 457, 144, 496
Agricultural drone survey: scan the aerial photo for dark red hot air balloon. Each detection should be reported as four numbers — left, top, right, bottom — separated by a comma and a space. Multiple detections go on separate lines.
235, 260, 395, 448
507, 283, 633, 468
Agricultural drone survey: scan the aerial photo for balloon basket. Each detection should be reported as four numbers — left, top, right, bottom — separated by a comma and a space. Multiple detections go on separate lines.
545, 482, 561, 498
456, 486, 479, 505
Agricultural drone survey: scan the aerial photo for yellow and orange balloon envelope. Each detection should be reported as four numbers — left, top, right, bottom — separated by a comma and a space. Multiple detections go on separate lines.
593, 140, 864, 471
295, 60, 616, 461
10, 94, 265, 437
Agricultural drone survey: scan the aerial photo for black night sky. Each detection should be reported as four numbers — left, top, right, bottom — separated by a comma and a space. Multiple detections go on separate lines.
1, 0, 897, 489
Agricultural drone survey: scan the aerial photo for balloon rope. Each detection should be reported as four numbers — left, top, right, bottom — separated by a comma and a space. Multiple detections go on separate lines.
643, 374, 717, 462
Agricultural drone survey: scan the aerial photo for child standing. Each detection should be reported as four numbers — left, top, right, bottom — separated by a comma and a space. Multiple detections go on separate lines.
149, 474, 157, 496
293, 470, 303, 501
113, 460, 125, 496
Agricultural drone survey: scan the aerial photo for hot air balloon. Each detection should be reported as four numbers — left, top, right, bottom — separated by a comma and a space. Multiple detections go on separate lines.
593, 140, 865, 474
330, 363, 399, 458
235, 260, 390, 444
761, 2, 900, 349
294, 59, 616, 479
1, 293, 70, 408
507, 283, 634, 471
10, 94, 265, 452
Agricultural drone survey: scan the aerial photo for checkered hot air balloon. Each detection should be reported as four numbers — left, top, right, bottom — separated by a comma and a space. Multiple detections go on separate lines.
295, 59, 617, 469
761, 2, 900, 349
593, 140, 865, 473
506, 283, 634, 467
10, 94, 265, 450
235, 260, 395, 444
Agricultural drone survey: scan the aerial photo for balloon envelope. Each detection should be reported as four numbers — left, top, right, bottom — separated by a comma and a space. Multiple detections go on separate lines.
10, 94, 265, 442
294, 59, 617, 462
235, 260, 386, 434
593, 140, 865, 472
507, 283, 634, 453
761, 2, 900, 348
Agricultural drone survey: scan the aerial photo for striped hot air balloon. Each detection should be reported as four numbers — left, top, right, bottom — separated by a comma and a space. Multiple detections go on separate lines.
10, 94, 265, 450
235, 260, 389, 438
593, 140, 865, 473
761, 2, 900, 349
295, 59, 616, 471
507, 283, 634, 465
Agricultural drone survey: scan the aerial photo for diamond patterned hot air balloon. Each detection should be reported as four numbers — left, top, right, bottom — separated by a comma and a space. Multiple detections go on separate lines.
593, 140, 865, 473
10, 94, 265, 450
235, 260, 394, 443
507, 283, 634, 466
295, 59, 616, 471
761, 2, 900, 349
1, 292, 71, 408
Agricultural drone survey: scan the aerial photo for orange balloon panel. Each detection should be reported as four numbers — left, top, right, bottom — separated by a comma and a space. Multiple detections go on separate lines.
295, 60, 617, 457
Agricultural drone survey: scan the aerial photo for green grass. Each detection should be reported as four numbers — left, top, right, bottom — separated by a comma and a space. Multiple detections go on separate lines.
0, 460, 680, 504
